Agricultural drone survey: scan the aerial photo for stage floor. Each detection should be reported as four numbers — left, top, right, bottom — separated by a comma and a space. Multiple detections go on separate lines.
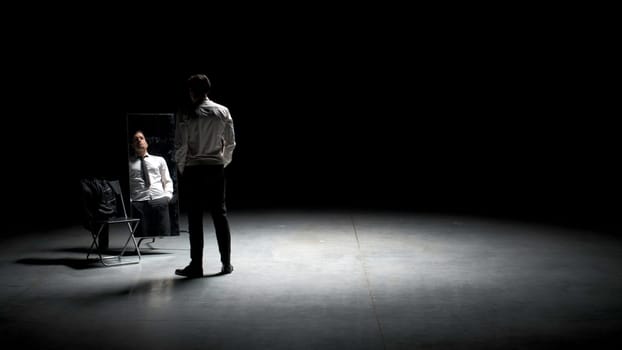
2, 209, 621, 349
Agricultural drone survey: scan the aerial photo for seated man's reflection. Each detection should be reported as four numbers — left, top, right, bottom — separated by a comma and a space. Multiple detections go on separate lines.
129, 130, 173, 237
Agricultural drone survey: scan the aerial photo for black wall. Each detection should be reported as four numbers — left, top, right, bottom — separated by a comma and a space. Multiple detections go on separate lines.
3, 14, 617, 233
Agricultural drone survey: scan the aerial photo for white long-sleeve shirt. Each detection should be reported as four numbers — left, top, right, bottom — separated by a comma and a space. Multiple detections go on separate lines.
128, 153, 174, 201
175, 98, 236, 174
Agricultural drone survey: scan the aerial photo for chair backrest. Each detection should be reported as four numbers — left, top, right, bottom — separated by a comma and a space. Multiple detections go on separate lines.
80, 178, 129, 224
106, 180, 130, 219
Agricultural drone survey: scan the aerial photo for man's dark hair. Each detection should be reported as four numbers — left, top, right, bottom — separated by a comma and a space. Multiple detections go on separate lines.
187, 74, 211, 96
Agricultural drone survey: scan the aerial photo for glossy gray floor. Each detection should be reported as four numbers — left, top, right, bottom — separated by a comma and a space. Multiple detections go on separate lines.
1, 210, 621, 349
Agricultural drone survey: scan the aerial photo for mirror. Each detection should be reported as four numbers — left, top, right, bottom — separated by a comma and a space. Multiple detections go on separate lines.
126, 113, 180, 237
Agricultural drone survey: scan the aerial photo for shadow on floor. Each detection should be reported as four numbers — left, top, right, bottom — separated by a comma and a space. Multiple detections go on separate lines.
15, 247, 173, 269
16, 257, 119, 269
54, 247, 172, 255
124, 273, 229, 294
84, 273, 231, 299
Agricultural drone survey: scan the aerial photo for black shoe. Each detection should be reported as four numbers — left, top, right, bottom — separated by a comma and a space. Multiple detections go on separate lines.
221, 264, 234, 275
175, 265, 203, 278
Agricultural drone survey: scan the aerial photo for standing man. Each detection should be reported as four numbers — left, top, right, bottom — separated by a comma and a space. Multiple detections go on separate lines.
174, 74, 236, 277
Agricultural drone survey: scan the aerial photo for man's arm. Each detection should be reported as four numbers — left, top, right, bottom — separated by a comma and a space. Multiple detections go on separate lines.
222, 109, 236, 167
174, 112, 188, 174
160, 158, 174, 200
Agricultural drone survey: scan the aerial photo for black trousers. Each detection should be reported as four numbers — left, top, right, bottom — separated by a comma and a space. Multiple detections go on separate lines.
132, 197, 171, 237
184, 164, 231, 266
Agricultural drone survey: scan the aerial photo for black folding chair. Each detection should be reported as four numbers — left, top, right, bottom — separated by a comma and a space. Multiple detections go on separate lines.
81, 179, 141, 266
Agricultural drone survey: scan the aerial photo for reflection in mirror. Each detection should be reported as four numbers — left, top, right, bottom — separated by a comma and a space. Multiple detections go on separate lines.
126, 113, 180, 237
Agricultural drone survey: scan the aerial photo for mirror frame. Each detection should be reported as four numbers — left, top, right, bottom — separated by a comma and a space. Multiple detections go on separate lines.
126, 112, 180, 237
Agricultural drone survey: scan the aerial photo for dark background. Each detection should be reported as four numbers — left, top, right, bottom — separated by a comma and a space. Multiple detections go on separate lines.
2, 11, 618, 234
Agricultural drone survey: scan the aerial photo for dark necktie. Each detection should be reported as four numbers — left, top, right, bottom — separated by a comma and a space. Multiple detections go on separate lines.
140, 156, 151, 187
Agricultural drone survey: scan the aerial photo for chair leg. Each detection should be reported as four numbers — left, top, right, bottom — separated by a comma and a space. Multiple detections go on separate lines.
119, 221, 141, 261
87, 224, 105, 260
87, 221, 141, 267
